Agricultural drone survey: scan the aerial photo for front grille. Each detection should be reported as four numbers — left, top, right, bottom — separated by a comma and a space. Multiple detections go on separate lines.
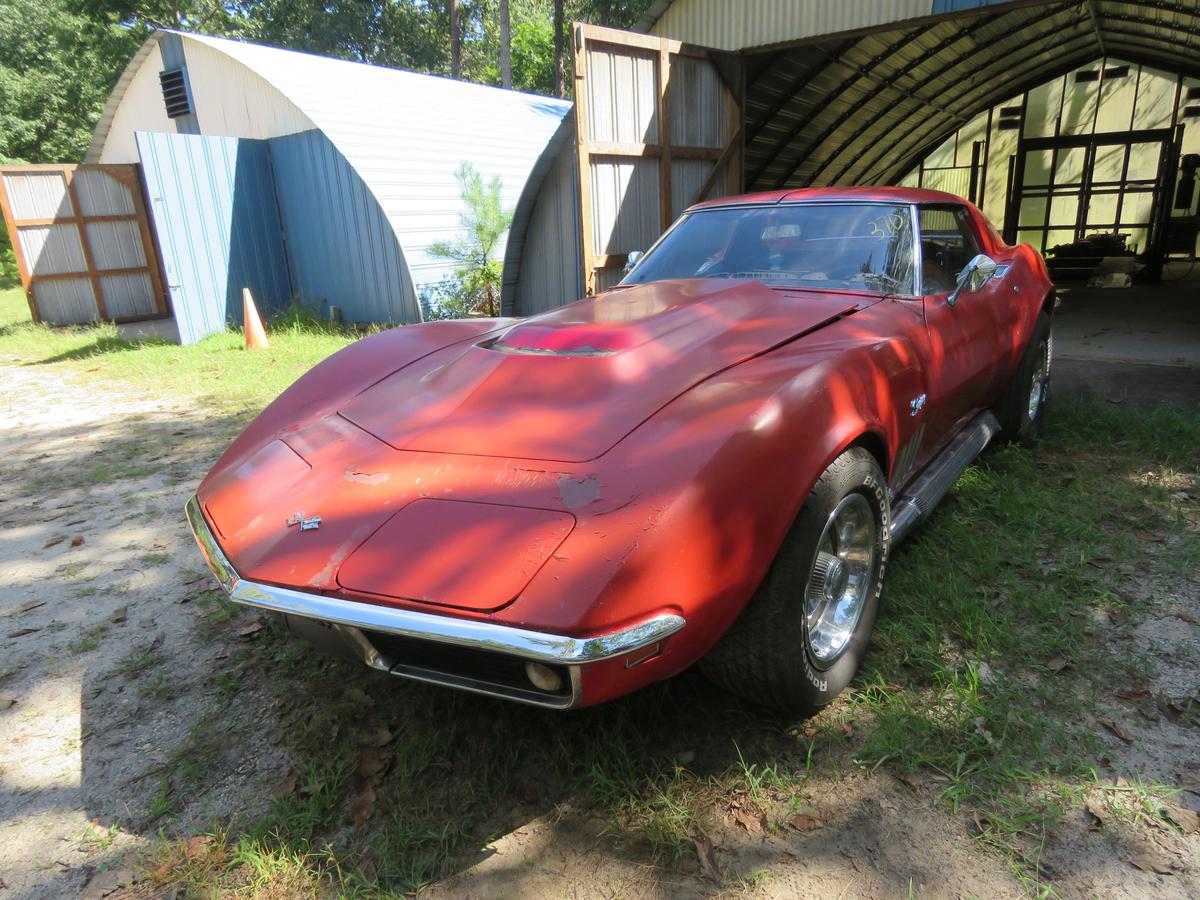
363, 630, 573, 705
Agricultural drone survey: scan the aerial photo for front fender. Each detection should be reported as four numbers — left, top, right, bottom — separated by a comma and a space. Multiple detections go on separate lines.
200, 319, 512, 493
508, 318, 922, 682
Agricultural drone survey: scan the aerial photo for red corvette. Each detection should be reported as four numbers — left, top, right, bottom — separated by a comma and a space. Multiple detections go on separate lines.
187, 187, 1053, 713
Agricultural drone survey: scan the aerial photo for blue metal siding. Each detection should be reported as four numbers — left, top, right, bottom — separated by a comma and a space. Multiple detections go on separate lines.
136, 131, 291, 345
931, 0, 1012, 12
267, 130, 414, 323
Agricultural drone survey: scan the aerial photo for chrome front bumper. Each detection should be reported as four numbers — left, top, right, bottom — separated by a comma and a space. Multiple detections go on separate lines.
184, 496, 684, 708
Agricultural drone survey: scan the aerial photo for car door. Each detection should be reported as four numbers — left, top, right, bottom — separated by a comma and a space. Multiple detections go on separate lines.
917, 204, 1004, 446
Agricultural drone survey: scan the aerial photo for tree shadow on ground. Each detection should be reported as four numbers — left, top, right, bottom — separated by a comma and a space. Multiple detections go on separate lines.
3, 392, 1197, 897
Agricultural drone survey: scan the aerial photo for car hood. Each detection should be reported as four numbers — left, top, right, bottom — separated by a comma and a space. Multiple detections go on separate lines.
340, 279, 866, 463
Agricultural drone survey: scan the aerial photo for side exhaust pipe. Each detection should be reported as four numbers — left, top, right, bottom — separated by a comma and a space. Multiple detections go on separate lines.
890, 411, 1000, 545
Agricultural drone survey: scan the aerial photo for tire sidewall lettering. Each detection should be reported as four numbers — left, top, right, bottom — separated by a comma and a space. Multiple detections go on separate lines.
801, 461, 889, 697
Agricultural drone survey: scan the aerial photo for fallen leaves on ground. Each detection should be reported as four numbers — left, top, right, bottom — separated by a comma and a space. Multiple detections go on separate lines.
234, 618, 266, 639
1044, 656, 1069, 672
71, 535, 85, 547
350, 779, 377, 827
788, 813, 825, 832
1098, 718, 1135, 743
6, 627, 40, 638
728, 802, 765, 836
43, 535, 64, 548
1159, 696, 1200, 727
693, 833, 723, 885
275, 768, 298, 797
1114, 687, 1152, 701
184, 836, 213, 861
109, 606, 127, 624
898, 772, 922, 795
1085, 801, 1111, 832
0, 694, 15, 710
1129, 852, 1174, 875
1174, 612, 1197, 624
354, 726, 393, 748
1164, 805, 1200, 834
355, 749, 391, 778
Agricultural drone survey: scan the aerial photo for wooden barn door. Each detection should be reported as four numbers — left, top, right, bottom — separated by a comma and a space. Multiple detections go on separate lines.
0, 164, 166, 324
572, 24, 741, 295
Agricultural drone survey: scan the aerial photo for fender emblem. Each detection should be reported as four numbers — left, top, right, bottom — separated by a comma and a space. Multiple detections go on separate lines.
909, 394, 927, 417
286, 512, 322, 531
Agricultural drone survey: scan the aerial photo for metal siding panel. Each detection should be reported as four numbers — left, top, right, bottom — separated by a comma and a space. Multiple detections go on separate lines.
668, 56, 726, 148
136, 131, 290, 345
99, 272, 157, 318
268, 129, 412, 323
651, 0, 932, 51
670, 158, 723, 219
86, 220, 148, 269
513, 140, 582, 315
71, 170, 135, 216
33, 278, 98, 324
2, 173, 73, 219
589, 159, 661, 255
586, 45, 659, 143
18, 224, 87, 275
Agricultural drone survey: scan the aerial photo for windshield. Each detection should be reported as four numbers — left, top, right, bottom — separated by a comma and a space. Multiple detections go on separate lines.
622, 202, 915, 294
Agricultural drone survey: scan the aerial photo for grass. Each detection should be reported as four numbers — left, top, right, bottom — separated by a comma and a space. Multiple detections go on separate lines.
140, 396, 1197, 897
0, 286, 361, 414
4, 285, 1195, 893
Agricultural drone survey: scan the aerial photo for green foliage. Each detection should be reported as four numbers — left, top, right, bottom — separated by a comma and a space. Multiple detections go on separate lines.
0, 0, 144, 163
0, 0, 655, 186
424, 162, 513, 319
1, 224, 17, 288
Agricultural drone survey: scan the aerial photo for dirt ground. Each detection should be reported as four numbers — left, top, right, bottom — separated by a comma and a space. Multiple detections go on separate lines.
1, 357, 1198, 899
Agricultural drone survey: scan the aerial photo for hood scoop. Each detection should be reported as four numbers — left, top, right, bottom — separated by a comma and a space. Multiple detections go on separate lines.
340, 280, 862, 463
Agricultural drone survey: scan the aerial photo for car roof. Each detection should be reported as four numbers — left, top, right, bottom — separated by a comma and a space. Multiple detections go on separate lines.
688, 185, 969, 212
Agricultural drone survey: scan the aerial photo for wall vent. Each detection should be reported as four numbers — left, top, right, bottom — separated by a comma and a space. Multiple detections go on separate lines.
1183, 106, 1200, 119
1074, 70, 1101, 83
1102, 65, 1130, 79
1187, 86, 1200, 100
159, 68, 193, 119
997, 106, 1020, 130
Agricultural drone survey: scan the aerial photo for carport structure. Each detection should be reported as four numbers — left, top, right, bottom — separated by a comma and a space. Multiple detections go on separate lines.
516, 0, 1200, 303
678, 0, 1200, 190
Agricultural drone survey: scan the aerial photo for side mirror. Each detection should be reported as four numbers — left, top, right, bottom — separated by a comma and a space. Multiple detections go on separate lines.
623, 250, 644, 275
948, 253, 998, 306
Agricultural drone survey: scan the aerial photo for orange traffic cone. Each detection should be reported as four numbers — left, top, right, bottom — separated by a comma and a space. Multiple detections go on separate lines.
243, 287, 269, 350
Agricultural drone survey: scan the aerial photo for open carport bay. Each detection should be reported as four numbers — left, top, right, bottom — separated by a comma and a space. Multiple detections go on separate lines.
1055, 263, 1200, 410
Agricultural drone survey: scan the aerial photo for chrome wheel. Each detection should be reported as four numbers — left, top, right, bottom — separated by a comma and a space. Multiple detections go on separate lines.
804, 492, 876, 667
1027, 337, 1049, 421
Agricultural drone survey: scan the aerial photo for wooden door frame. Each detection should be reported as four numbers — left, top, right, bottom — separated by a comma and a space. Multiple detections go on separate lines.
0, 163, 168, 324
572, 23, 743, 295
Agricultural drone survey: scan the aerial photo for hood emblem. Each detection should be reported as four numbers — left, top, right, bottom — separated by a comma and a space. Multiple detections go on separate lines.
909, 394, 927, 417
286, 512, 322, 532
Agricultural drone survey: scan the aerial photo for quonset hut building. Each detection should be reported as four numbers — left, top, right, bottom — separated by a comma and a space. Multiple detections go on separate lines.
77, 30, 576, 342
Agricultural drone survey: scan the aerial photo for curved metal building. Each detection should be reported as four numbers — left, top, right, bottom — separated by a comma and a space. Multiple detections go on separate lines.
87, 30, 571, 341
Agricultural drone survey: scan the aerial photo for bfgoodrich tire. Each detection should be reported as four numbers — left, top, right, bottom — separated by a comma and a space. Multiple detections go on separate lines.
700, 447, 889, 715
997, 312, 1052, 446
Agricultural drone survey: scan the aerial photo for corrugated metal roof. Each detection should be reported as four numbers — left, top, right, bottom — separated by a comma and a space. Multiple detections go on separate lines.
92, 30, 572, 303
639, 0, 933, 51
737, 0, 1200, 190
